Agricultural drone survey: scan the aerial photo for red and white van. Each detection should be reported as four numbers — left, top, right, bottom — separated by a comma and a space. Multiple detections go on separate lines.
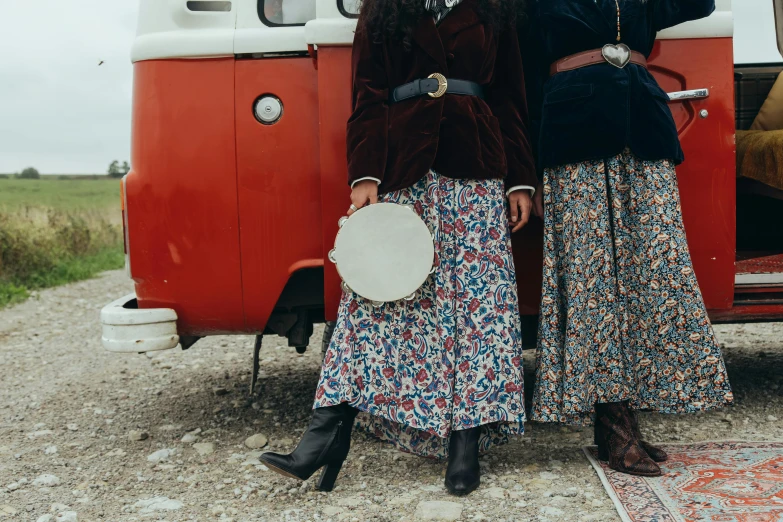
102, 0, 783, 377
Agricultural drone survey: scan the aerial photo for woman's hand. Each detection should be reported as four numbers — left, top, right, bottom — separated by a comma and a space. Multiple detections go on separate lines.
508, 190, 532, 233
532, 184, 544, 219
348, 180, 379, 216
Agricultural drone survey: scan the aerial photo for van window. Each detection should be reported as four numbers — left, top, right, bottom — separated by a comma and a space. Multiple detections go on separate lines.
339, 0, 360, 17
259, 0, 316, 26
775, 0, 783, 58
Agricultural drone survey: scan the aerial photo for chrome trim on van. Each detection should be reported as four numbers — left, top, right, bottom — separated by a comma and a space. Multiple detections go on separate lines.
667, 88, 710, 101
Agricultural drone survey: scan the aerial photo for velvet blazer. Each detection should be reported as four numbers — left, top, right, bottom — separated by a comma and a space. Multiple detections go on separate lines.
346, 0, 538, 195
521, 0, 716, 171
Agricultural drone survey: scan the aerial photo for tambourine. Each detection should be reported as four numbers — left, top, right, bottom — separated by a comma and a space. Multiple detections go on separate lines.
329, 203, 435, 305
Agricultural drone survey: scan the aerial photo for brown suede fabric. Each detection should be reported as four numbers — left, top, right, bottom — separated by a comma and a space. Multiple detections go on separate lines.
627, 408, 668, 463
595, 402, 661, 477
347, 0, 537, 194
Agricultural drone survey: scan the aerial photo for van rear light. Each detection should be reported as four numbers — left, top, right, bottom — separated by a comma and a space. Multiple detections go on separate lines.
120, 177, 131, 278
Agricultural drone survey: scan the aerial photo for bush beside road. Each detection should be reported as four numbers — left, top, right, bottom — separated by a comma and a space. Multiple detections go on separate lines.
0, 178, 123, 307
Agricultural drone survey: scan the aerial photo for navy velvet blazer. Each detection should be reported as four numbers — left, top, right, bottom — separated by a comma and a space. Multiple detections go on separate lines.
521, 0, 716, 171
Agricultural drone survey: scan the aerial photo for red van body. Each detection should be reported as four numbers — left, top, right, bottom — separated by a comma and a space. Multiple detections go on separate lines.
101, 0, 783, 356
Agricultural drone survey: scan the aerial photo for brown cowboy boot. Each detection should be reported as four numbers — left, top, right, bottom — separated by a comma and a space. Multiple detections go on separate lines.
594, 401, 661, 477
627, 408, 668, 462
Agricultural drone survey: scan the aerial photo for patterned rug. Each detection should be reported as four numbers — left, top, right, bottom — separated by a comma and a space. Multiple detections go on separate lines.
584, 441, 783, 522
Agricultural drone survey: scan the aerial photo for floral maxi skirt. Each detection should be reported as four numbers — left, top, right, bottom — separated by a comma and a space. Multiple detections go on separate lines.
315, 170, 526, 459
533, 150, 734, 425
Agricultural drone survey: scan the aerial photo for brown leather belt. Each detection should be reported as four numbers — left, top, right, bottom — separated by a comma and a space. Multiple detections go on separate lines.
550, 48, 647, 76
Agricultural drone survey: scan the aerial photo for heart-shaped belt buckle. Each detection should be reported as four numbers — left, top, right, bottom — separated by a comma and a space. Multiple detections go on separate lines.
602, 43, 632, 69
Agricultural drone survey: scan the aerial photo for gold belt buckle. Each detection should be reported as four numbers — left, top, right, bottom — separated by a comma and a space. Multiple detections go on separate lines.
427, 73, 448, 98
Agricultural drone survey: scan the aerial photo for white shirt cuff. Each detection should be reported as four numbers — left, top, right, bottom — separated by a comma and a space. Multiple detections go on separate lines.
351, 177, 382, 189
506, 185, 536, 197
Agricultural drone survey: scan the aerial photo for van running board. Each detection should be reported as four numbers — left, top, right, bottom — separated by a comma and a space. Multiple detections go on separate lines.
735, 272, 783, 286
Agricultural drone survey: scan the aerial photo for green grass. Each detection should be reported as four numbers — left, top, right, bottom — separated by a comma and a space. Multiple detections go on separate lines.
0, 246, 124, 308
0, 178, 125, 308
0, 178, 121, 213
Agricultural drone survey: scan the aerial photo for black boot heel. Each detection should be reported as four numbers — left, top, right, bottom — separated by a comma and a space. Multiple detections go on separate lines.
260, 404, 357, 490
317, 460, 344, 492
594, 421, 609, 461
445, 426, 481, 496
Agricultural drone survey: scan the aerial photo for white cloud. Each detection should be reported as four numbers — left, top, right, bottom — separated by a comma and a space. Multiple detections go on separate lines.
0, 0, 138, 174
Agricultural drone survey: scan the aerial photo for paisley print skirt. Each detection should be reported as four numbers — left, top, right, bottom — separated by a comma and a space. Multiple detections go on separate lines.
315, 170, 526, 459
533, 150, 733, 425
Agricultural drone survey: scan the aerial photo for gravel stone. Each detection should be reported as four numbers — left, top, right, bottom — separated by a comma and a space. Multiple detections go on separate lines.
33, 474, 61, 487
484, 487, 506, 499
336, 496, 364, 507
193, 442, 215, 456
146, 448, 174, 462
413, 500, 463, 520
0, 505, 19, 517
55, 513, 78, 522
36, 515, 54, 522
27, 430, 54, 439
132, 497, 183, 513
181, 430, 200, 443
128, 430, 148, 441
244, 434, 269, 449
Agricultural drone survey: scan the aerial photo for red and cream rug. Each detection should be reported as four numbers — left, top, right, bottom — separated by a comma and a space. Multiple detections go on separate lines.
584, 441, 783, 522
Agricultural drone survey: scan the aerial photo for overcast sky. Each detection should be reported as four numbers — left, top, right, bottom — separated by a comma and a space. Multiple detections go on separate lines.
0, 0, 137, 175
0, 0, 779, 175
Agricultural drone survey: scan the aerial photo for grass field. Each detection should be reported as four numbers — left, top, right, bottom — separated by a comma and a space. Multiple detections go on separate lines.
0, 178, 124, 308
0, 178, 121, 212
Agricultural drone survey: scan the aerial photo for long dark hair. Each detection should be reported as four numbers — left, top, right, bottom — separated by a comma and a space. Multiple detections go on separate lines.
358, 0, 524, 49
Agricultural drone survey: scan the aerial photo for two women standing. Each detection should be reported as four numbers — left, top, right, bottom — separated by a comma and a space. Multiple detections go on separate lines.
260, 0, 733, 495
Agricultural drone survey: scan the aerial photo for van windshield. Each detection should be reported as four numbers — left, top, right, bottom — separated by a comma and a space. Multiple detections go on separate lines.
260, 0, 316, 25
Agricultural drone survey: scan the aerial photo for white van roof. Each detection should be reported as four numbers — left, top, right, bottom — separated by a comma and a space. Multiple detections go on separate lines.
131, 0, 780, 65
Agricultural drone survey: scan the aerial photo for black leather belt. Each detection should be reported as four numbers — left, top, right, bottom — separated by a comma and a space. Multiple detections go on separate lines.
390, 73, 485, 103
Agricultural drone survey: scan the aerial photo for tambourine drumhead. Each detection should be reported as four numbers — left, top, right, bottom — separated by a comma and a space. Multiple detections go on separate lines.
332, 203, 435, 303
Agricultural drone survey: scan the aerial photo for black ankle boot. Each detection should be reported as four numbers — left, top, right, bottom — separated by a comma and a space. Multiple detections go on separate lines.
259, 403, 357, 491
445, 426, 481, 496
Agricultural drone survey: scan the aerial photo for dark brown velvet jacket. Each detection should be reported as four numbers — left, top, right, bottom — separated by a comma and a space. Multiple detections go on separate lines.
346, 0, 537, 194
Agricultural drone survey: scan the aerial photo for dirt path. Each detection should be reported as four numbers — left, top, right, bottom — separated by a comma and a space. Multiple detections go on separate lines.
0, 270, 781, 521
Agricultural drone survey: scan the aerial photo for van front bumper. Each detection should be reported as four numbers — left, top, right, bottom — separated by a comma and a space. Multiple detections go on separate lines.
101, 293, 179, 353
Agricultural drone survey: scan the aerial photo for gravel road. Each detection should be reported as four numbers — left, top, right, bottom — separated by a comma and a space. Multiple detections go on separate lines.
1, 270, 781, 522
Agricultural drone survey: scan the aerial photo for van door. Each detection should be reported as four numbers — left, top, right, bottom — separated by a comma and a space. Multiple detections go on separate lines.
233, 0, 323, 332
650, 1, 736, 310
129, 0, 245, 334
306, 0, 358, 321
